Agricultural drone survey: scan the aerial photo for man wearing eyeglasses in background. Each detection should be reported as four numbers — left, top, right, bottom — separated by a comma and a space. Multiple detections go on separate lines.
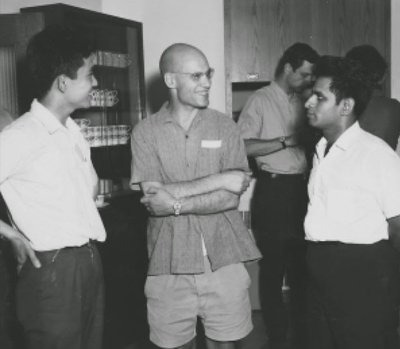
130, 43, 261, 349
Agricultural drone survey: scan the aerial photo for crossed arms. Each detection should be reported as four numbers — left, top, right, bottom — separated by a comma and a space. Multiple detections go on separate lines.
140, 170, 252, 217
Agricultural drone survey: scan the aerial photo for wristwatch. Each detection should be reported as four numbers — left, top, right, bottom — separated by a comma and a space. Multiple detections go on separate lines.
173, 201, 182, 216
279, 136, 287, 149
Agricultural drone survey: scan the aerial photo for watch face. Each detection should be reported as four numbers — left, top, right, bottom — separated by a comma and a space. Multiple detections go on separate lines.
173, 201, 182, 215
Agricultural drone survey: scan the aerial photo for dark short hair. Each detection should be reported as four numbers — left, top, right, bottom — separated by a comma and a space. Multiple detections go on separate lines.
274, 43, 319, 78
27, 24, 94, 99
345, 45, 387, 88
315, 55, 374, 117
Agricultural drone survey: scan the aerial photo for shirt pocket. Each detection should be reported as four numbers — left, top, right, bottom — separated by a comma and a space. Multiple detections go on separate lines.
326, 189, 355, 224
197, 147, 222, 176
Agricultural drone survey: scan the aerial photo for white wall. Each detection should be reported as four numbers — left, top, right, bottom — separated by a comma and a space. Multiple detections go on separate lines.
101, 0, 225, 116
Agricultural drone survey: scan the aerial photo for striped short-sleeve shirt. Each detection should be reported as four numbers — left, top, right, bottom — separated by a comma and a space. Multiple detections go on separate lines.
131, 104, 261, 275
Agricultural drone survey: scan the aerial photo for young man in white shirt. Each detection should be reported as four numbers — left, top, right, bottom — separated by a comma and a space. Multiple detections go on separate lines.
304, 55, 400, 349
0, 25, 106, 349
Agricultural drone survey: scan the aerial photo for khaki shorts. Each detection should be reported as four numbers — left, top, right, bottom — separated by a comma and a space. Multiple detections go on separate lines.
145, 258, 253, 348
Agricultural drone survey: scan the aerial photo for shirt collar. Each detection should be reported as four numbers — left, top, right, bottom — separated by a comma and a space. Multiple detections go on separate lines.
316, 122, 362, 154
30, 99, 79, 134
158, 102, 205, 125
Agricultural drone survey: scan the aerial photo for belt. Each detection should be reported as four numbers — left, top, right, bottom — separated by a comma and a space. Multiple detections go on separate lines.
307, 240, 387, 247
63, 239, 95, 250
36, 240, 96, 254
259, 170, 306, 180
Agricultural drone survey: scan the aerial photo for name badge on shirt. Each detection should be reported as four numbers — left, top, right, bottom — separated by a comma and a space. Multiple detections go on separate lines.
201, 140, 222, 148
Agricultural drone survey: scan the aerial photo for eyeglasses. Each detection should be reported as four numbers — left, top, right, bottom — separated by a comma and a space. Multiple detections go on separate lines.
172, 68, 215, 82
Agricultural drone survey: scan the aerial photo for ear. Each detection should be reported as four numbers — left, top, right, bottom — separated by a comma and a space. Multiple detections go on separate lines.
340, 98, 355, 116
57, 75, 67, 93
164, 72, 176, 89
284, 63, 293, 74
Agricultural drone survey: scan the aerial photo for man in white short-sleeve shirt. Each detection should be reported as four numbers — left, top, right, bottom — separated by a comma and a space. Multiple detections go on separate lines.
0, 25, 106, 349
304, 55, 400, 349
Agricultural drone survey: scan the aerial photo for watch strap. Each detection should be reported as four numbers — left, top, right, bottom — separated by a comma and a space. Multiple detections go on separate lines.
280, 136, 287, 149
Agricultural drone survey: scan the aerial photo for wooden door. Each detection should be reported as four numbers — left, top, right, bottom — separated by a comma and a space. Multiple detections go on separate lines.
225, 0, 390, 115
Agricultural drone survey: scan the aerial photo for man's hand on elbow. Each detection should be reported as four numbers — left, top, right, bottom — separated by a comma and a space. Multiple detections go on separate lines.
140, 186, 176, 216
218, 170, 252, 195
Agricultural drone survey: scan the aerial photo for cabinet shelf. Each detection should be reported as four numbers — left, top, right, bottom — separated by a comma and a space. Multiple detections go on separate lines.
19, 3, 145, 197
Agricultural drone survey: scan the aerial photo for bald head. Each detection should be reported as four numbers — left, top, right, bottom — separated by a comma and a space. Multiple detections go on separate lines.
159, 43, 207, 76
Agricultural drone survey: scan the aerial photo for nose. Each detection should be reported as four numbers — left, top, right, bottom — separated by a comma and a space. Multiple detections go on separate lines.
92, 75, 98, 87
200, 75, 211, 88
305, 95, 315, 109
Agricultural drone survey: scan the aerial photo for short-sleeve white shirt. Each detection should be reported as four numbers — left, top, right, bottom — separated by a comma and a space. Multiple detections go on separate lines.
0, 100, 106, 251
305, 122, 400, 243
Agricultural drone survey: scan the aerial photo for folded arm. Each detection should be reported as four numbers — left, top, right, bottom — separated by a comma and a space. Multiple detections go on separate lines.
244, 133, 298, 157
140, 170, 251, 217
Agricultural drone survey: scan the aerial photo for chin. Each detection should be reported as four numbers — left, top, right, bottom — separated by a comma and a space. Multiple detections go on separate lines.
79, 99, 91, 109
201, 98, 210, 107
307, 118, 318, 128
195, 101, 209, 109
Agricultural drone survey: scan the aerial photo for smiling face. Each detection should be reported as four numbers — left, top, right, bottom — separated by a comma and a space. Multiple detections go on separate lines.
305, 76, 342, 132
168, 48, 212, 110
64, 55, 98, 110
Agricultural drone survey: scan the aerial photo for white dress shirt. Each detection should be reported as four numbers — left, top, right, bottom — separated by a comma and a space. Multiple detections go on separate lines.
0, 100, 106, 251
305, 122, 400, 243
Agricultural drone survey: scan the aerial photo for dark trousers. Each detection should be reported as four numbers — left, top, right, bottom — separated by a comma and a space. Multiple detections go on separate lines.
0, 249, 11, 349
16, 242, 104, 349
307, 240, 400, 349
252, 171, 308, 347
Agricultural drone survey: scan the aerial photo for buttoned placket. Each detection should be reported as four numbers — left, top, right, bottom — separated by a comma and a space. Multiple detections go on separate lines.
182, 117, 202, 178
310, 143, 330, 202
311, 143, 345, 210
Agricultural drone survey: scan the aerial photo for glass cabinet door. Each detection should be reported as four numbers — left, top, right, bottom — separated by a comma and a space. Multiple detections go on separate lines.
22, 4, 146, 198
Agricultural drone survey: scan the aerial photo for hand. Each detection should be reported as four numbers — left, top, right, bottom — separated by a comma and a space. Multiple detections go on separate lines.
8, 232, 41, 274
219, 170, 253, 195
140, 186, 176, 216
284, 133, 299, 147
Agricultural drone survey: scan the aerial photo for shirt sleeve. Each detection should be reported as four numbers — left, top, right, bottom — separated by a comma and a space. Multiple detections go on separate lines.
367, 148, 400, 219
237, 92, 264, 140
130, 121, 163, 186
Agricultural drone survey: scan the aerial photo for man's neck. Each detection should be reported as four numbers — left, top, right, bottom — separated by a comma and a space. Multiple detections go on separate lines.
39, 95, 71, 126
322, 120, 356, 149
274, 76, 294, 96
167, 101, 199, 131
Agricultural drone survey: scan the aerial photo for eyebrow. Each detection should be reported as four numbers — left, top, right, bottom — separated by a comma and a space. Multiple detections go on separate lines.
313, 90, 325, 97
